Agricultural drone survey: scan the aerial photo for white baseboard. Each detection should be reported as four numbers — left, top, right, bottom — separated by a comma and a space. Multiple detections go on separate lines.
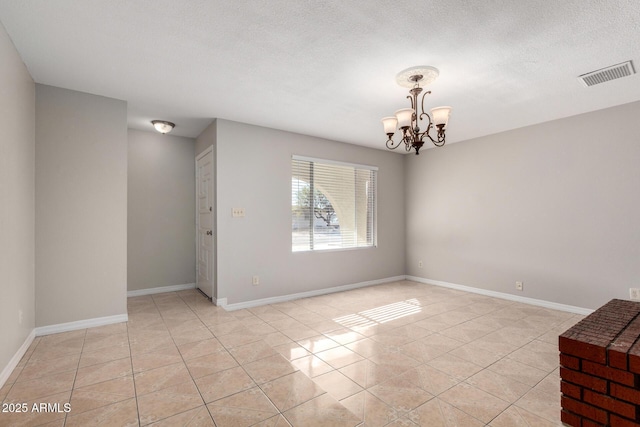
0, 329, 35, 388
213, 297, 227, 308
35, 314, 129, 337
125, 276, 594, 315
221, 276, 406, 311
127, 283, 196, 297
406, 275, 594, 315
3, 314, 129, 387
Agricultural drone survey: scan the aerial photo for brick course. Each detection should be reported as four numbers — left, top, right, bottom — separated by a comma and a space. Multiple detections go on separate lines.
560, 299, 640, 427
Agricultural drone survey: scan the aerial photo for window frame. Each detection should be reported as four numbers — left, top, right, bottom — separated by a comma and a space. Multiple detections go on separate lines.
291, 155, 378, 253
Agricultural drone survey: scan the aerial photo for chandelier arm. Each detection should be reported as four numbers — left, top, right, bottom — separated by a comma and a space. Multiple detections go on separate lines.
418, 111, 432, 132
421, 130, 437, 144
406, 95, 415, 112
416, 127, 447, 147
419, 90, 434, 131
420, 90, 432, 117
385, 138, 401, 150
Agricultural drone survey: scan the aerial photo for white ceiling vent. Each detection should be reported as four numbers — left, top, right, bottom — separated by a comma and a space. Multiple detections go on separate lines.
578, 61, 635, 87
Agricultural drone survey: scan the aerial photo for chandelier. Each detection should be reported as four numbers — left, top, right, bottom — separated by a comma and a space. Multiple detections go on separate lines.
381, 66, 452, 155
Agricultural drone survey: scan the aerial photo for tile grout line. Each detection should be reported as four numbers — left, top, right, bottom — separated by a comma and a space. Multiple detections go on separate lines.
62, 327, 88, 426
125, 314, 142, 427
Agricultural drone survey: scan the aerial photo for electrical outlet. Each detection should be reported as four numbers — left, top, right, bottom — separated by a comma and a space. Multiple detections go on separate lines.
630, 288, 640, 301
515, 281, 524, 291
232, 208, 245, 217
252, 275, 259, 286
18, 309, 23, 325
418, 261, 423, 268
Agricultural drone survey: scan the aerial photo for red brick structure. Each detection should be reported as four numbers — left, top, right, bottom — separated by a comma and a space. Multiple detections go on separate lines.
559, 299, 640, 427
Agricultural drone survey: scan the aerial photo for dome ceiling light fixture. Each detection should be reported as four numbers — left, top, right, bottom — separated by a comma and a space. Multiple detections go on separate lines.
151, 120, 175, 134
381, 66, 452, 155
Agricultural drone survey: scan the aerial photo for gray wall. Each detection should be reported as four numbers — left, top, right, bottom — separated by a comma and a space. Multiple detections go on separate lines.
405, 101, 640, 310
196, 119, 216, 157
0, 22, 35, 382
35, 85, 128, 326
128, 129, 196, 291
215, 119, 406, 305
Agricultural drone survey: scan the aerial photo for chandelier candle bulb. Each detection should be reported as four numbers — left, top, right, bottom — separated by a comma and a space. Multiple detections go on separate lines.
395, 108, 414, 129
381, 117, 398, 135
430, 106, 452, 127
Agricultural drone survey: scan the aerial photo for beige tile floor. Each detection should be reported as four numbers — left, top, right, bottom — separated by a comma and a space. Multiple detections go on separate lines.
0, 280, 582, 426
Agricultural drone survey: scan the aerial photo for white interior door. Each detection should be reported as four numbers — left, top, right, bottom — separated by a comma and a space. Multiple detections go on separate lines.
196, 148, 214, 298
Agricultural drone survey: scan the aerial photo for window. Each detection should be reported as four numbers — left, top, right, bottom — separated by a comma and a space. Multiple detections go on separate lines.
292, 155, 377, 252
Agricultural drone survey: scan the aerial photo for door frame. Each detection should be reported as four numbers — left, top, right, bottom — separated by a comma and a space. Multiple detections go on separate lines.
195, 146, 215, 300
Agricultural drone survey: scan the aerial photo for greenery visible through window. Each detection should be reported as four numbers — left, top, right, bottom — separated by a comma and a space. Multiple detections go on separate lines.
292, 156, 377, 252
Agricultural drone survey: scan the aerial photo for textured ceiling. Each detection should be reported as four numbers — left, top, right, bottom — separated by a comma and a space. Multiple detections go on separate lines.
1, 0, 639, 150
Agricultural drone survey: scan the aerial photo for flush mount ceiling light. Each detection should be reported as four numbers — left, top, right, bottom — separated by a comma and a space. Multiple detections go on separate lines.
151, 120, 175, 134
381, 66, 452, 155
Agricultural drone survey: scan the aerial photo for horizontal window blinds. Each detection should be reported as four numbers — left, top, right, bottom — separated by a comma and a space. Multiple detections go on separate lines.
292, 156, 377, 252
